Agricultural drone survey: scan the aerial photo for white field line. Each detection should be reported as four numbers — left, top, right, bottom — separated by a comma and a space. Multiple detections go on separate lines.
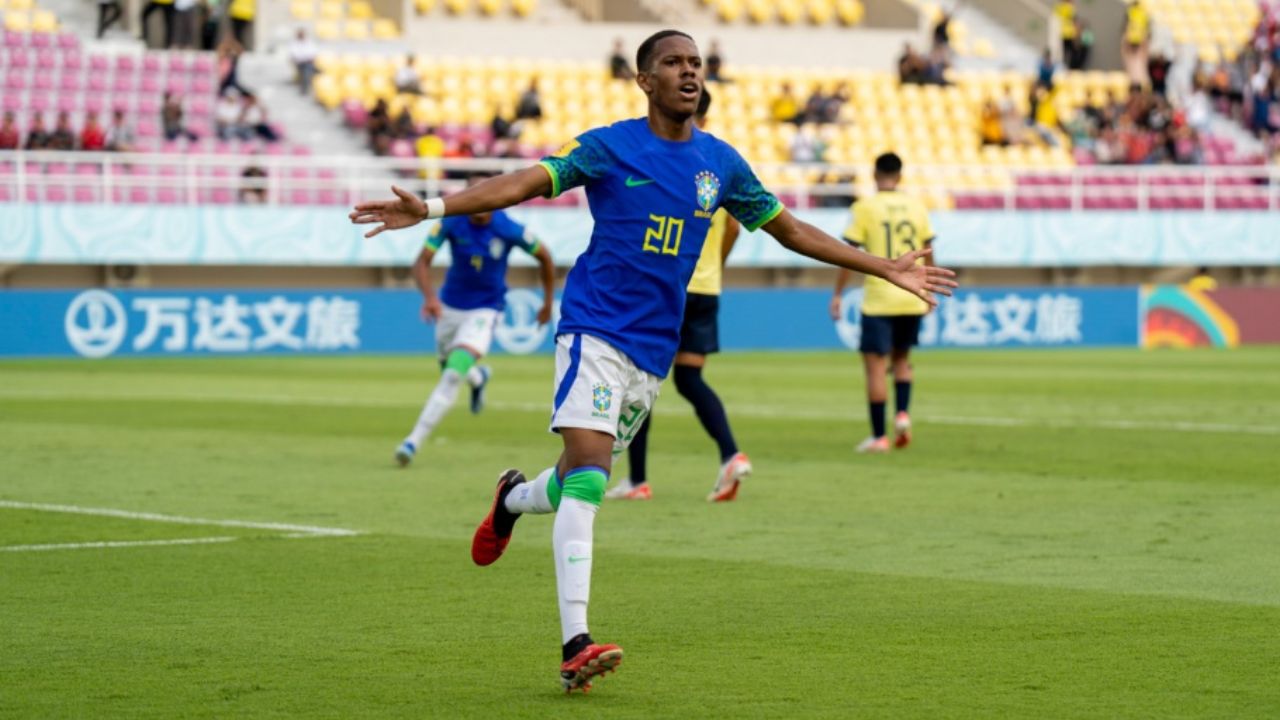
0, 500, 362, 537
2, 388, 1277, 437
1, 537, 238, 553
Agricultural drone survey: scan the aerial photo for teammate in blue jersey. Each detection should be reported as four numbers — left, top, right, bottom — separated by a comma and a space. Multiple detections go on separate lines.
351, 30, 957, 692
394, 172, 556, 467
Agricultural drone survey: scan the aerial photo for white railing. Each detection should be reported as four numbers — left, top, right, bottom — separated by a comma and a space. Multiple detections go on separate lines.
2, 150, 1279, 212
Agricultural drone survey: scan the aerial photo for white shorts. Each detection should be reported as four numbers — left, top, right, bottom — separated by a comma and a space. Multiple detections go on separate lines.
435, 304, 499, 360
549, 333, 662, 455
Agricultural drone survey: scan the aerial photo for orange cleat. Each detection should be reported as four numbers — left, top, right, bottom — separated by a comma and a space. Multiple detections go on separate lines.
894, 411, 912, 449
707, 452, 752, 502
470, 469, 525, 566
856, 436, 891, 454
560, 643, 624, 693
604, 478, 653, 501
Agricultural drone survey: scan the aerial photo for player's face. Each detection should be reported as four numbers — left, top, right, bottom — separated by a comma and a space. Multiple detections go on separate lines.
638, 36, 703, 119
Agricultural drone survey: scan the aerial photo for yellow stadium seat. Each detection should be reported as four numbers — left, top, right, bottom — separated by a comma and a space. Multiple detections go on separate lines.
315, 19, 339, 39
31, 8, 56, 31
319, 0, 343, 19
371, 18, 398, 38
4, 10, 30, 31
7, 0, 31, 10
290, 0, 314, 20
444, 0, 469, 13
777, 0, 803, 24
414, 0, 435, 13
715, 0, 742, 22
343, 19, 369, 39
511, 0, 536, 16
745, 0, 772, 23
477, 0, 501, 14
348, 0, 373, 19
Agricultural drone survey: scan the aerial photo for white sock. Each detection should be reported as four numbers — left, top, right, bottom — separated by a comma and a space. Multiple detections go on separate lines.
504, 466, 555, 515
553, 497, 597, 644
406, 369, 462, 446
466, 365, 485, 387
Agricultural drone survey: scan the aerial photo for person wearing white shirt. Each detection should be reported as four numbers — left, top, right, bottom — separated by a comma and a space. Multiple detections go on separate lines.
288, 28, 318, 96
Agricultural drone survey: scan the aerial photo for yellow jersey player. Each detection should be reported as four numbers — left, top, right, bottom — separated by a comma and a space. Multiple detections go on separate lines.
830, 152, 936, 453
607, 88, 753, 503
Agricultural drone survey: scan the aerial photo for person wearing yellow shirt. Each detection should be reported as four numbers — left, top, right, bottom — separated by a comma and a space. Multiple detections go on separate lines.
1055, 0, 1077, 65
1122, 0, 1150, 85
830, 153, 936, 453
607, 89, 753, 503
229, 0, 256, 49
138, 0, 174, 48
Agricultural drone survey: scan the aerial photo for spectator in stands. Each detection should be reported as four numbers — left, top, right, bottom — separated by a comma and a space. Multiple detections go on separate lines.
979, 100, 1006, 146
80, 111, 107, 151
228, 0, 255, 50
415, 126, 445, 179
609, 38, 634, 80
391, 106, 415, 140
1070, 20, 1094, 70
289, 28, 318, 97
25, 114, 51, 150
932, 10, 951, 53
1028, 85, 1062, 147
1121, 0, 1151, 86
218, 36, 249, 96
1148, 52, 1171, 97
898, 43, 926, 84
240, 93, 278, 143
367, 99, 392, 155
1186, 77, 1213, 135
515, 79, 542, 121
48, 112, 76, 151
1055, 0, 1077, 66
105, 109, 136, 151
97, 0, 122, 39
998, 87, 1025, 145
173, 0, 198, 49
216, 89, 243, 139
1036, 49, 1057, 89
820, 82, 850, 124
706, 39, 725, 82
771, 82, 800, 123
139, 0, 175, 48
801, 87, 828, 125
0, 112, 19, 150
162, 92, 199, 141
789, 124, 825, 163
490, 106, 514, 142
240, 160, 267, 204
395, 55, 422, 95
1250, 70, 1277, 140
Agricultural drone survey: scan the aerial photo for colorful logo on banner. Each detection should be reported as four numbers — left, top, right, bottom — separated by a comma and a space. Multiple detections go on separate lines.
1142, 286, 1240, 349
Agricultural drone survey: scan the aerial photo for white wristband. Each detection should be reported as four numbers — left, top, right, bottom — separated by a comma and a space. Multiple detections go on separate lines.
425, 197, 446, 220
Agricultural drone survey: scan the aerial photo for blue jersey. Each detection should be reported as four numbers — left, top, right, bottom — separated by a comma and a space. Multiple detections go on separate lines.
425, 212, 539, 311
539, 118, 782, 377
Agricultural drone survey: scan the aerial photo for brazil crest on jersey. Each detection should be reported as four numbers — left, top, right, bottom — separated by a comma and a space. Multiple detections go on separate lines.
424, 211, 539, 312
538, 118, 783, 377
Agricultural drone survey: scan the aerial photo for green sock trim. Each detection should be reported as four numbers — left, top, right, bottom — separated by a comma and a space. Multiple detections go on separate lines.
546, 469, 562, 511
560, 468, 608, 507
444, 348, 476, 376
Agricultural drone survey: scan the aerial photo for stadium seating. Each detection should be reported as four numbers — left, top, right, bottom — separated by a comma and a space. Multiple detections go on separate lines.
291, 0, 401, 40
1141, 0, 1260, 62
709, 0, 864, 26
411, 0, 536, 19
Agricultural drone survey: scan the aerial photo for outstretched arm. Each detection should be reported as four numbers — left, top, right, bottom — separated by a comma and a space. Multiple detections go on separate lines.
533, 244, 556, 325
350, 166, 553, 238
761, 208, 957, 305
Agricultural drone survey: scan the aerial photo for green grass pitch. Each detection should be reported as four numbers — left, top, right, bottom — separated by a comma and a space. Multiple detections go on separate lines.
2, 348, 1278, 718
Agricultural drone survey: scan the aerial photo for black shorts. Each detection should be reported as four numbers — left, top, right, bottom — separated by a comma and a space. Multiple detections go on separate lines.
860, 313, 922, 355
678, 293, 720, 355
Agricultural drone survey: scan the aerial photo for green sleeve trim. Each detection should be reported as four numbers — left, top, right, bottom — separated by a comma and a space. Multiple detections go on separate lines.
537, 161, 561, 199
744, 200, 785, 233
424, 236, 443, 251
525, 238, 541, 254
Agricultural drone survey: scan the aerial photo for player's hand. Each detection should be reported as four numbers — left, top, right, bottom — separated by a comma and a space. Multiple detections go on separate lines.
350, 186, 428, 238
885, 248, 958, 308
421, 296, 442, 322
536, 302, 553, 326
828, 294, 843, 321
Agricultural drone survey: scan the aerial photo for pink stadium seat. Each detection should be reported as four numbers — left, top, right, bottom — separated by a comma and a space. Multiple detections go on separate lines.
191, 55, 214, 74
30, 33, 51, 49
56, 33, 78, 50
35, 48, 56, 69
33, 71, 53, 90
3, 31, 21, 47
8, 47, 30, 68
89, 54, 108, 72
142, 54, 162, 73
61, 51, 81, 70
191, 76, 212, 94
30, 93, 49, 112
84, 93, 105, 113
141, 74, 161, 93
113, 75, 134, 93
115, 55, 136, 73
137, 95, 159, 115
290, 145, 311, 156
59, 72, 80, 92
87, 73, 107, 92
73, 183, 97, 202
56, 95, 77, 113
4, 72, 24, 91
167, 54, 188, 73
136, 118, 159, 138
1, 93, 19, 112
189, 96, 210, 116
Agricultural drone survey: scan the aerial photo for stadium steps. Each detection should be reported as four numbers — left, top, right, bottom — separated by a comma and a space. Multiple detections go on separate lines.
937, 2, 1038, 72
237, 51, 373, 159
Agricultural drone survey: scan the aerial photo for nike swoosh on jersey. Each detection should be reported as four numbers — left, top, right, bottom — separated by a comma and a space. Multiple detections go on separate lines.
625, 176, 656, 187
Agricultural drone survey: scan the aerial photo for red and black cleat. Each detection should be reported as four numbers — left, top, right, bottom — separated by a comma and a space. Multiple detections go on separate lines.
470, 469, 525, 566
560, 643, 624, 694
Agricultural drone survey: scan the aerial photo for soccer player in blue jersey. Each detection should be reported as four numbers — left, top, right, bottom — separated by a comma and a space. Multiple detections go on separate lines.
394, 172, 556, 467
351, 30, 957, 692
